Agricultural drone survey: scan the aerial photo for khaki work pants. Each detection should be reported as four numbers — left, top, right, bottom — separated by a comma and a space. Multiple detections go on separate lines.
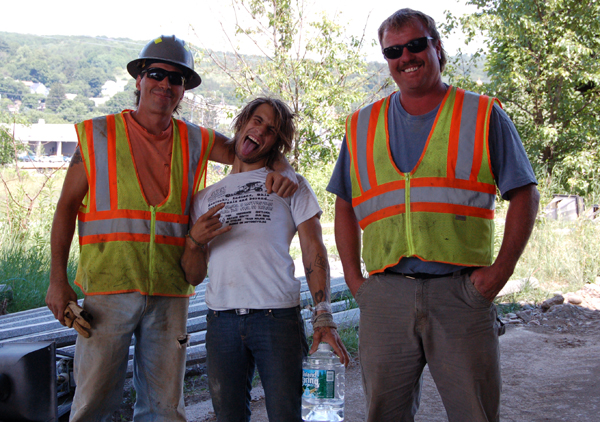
356, 272, 503, 422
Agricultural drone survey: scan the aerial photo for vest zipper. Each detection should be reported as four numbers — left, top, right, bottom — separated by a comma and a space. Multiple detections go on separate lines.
149, 205, 156, 295
404, 173, 415, 256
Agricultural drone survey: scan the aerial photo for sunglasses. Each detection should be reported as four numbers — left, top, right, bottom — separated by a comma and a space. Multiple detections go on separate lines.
382, 36, 434, 60
141, 67, 186, 86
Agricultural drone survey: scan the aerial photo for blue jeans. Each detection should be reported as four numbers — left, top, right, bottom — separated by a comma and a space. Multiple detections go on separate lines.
70, 293, 189, 422
206, 307, 308, 422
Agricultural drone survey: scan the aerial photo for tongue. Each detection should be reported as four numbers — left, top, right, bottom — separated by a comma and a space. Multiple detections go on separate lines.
240, 137, 258, 156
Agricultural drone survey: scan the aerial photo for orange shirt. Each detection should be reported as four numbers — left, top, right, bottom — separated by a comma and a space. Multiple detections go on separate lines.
124, 112, 173, 206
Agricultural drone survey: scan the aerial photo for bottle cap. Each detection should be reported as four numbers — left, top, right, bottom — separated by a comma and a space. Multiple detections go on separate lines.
318, 343, 332, 352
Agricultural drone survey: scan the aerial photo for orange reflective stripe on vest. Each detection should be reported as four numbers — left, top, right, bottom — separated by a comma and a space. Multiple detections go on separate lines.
74, 111, 214, 295
347, 87, 499, 273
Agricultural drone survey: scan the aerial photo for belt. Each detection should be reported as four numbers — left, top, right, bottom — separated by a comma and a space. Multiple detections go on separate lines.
219, 308, 264, 315
398, 267, 478, 280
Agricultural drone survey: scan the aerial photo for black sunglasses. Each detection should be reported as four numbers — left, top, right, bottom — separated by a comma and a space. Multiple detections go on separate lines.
141, 67, 186, 86
382, 36, 434, 60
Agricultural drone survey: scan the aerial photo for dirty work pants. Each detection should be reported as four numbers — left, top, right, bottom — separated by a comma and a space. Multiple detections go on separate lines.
69, 292, 189, 422
206, 307, 308, 422
356, 272, 502, 422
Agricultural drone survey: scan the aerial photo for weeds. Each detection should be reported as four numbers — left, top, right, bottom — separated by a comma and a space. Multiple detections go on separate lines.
0, 167, 81, 313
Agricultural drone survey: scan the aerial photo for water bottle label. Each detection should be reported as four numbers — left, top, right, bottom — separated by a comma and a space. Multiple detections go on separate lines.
302, 369, 335, 399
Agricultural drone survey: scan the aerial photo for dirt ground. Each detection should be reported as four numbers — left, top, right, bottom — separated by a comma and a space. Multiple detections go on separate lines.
112, 283, 600, 422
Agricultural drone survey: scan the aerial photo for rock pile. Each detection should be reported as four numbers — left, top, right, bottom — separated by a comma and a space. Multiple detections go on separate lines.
499, 277, 600, 333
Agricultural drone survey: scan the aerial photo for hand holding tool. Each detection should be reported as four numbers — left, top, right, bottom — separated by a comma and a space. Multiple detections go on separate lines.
63, 301, 93, 338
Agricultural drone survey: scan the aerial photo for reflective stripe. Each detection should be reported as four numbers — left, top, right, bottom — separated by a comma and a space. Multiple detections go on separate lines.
155, 220, 187, 238
79, 218, 187, 239
411, 186, 495, 209
79, 218, 150, 236
346, 87, 498, 272
75, 113, 205, 297
354, 189, 405, 221
92, 117, 111, 211
455, 91, 480, 180
355, 104, 374, 192
355, 186, 494, 222
185, 123, 204, 215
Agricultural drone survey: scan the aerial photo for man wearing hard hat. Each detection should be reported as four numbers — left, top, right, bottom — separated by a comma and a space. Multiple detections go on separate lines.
45, 35, 296, 421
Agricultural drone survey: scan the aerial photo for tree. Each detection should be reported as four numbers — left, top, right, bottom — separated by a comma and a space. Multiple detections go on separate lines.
0, 114, 27, 165
21, 93, 45, 110
46, 83, 66, 111
0, 125, 16, 165
99, 90, 136, 115
0, 78, 28, 101
198, 0, 379, 169
445, 0, 600, 194
57, 95, 96, 123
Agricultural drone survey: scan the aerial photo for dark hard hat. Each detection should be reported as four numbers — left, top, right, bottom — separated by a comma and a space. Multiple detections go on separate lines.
127, 35, 201, 90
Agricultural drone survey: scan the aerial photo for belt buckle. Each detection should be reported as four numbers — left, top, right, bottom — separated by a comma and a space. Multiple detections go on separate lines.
236, 308, 250, 315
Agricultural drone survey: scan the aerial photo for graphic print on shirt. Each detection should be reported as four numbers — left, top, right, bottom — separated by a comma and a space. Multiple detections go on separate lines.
207, 182, 273, 226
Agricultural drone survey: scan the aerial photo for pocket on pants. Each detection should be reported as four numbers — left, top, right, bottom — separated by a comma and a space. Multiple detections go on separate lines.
355, 276, 374, 308
463, 274, 494, 307
265, 307, 301, 325
206, 309, 218, 324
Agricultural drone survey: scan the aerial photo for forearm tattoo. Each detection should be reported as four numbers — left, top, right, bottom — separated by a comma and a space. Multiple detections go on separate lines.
305, 263, 314, 283
315, 289, 325, 304
315, 253, 328, 271
306, 253, 331, 304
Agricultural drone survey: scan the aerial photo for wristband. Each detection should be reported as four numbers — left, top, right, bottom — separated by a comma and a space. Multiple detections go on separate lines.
313, 302, 332, 314
311, 312, 338, 329
186, 230, 207, 251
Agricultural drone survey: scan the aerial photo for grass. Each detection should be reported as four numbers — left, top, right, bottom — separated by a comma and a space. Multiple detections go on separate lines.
0, 167, 82, 313
493, 204, 600, 308
0, 232, 81, 313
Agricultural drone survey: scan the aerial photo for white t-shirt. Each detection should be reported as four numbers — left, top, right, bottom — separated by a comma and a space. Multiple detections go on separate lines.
190, 167, 322, 310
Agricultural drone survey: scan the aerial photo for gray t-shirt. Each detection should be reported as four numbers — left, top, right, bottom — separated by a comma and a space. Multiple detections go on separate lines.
327, 90, 537, 274
191, 167, 322, 309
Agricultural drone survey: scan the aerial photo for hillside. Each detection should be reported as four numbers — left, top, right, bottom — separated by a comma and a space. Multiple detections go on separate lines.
0, 32, 487, 128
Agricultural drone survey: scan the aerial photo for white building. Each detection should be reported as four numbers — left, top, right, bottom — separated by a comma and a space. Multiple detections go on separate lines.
21, 81, 50, 96
1, 120, 77, 157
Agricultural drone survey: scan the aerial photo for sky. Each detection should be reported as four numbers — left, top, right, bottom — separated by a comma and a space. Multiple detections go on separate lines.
3, 0, 479, 62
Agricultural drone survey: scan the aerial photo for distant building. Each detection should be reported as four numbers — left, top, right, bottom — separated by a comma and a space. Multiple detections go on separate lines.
90, 97, 110, 107
0, 120, 77, 157
7, 102, 20, 114
30, 82, 50, 96
101, 79, 127, 98
21, 81, 50, 96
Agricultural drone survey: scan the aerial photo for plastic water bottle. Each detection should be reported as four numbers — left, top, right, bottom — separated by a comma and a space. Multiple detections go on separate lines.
302, 343, 345, 421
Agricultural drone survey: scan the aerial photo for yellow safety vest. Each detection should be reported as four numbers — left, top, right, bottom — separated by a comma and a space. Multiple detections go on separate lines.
75, 111, 214, 296
346, 87, 499, 274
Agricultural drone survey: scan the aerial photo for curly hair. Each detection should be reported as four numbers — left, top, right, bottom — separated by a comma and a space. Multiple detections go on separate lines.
230, 97, 295, 169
